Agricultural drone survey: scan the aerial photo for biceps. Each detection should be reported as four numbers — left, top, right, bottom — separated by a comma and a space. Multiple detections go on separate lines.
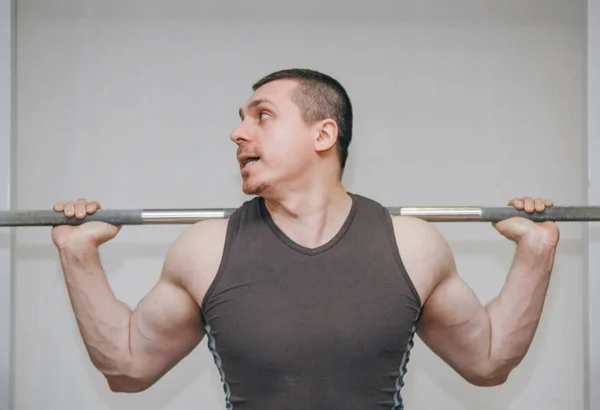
417, 272, 491, 378
129, 279, 204, 378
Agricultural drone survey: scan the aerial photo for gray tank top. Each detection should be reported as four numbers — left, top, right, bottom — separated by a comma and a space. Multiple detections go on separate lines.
201, 193, 422, 409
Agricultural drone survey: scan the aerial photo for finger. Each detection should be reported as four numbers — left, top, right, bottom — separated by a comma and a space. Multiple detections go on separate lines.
86, 201, 100, 214
64, 201, 75, 218
510, 198, 524, 210
544, 198, 554, 207
524, 197, 535, 213
75, 199, 88, 219
53, 202, 64, 212
534, 198, 546, 213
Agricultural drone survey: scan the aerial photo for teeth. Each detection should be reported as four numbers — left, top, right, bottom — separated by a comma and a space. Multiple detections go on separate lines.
244, 158, 258, 166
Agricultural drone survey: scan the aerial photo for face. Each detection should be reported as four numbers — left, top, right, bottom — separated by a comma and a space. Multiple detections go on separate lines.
230, 79, 335, 196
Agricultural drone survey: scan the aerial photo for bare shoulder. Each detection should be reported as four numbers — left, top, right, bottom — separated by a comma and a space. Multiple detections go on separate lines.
161, 218, 230, 305
390, 215, 456, 305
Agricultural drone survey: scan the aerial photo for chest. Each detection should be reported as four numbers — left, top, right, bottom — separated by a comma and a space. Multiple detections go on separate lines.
201, 251, 420, 370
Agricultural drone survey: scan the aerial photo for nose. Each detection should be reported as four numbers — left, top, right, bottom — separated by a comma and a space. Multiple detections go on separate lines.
230, 122, 252, 145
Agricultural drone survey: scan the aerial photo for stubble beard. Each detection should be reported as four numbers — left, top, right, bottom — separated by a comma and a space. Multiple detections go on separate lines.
242, 171, 270, 196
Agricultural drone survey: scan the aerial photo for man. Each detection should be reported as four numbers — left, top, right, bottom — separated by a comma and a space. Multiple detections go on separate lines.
51, 69, 560, 409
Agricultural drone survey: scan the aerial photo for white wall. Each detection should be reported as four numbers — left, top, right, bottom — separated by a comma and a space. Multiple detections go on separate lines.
587, 0, 600, 409
0, 0, 14, 408
13, 1, 587, 409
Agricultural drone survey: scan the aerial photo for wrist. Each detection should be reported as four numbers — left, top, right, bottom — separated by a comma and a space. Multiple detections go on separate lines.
519, 230, 558, 253
58, 238, 99, 261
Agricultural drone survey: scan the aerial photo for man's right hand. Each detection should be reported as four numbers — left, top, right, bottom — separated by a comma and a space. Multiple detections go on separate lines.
51, 198, 121, 251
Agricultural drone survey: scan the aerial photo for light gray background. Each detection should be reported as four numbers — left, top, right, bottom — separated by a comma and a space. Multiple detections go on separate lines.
0, 0, 14, 408
1, 0, 597, 409
586, 0, 600, 409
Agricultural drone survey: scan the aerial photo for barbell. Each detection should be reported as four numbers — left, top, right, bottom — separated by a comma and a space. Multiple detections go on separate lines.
0, 205, 599, 227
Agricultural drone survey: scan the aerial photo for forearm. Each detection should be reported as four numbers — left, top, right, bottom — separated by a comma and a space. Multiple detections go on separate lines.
485, 236, 557, 376
59, 244, 133, 377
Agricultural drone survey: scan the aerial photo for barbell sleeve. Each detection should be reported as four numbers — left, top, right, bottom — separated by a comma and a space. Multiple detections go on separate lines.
481, 206, 600, 222
390, 206, 600, 222
0, 206, 599, 227
0, 209, 146, 227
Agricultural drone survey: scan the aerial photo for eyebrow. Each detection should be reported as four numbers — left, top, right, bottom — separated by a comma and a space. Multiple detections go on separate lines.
238, 98, 276, 120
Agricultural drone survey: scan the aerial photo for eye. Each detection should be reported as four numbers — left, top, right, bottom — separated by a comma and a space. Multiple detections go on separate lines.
259, 111, 271, 121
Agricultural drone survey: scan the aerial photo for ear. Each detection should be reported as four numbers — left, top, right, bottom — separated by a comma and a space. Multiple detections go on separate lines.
314, 119, 338, 153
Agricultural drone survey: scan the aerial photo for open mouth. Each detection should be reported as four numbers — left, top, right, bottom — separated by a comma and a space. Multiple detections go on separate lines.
242, 157, 260, 168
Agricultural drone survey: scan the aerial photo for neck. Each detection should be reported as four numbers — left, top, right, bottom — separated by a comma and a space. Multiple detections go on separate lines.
262, 180, 353, 249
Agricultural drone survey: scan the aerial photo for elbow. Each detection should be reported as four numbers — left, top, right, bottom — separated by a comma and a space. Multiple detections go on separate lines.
98, 360, 155, 393
464, 362, 513, 387
105, 373, 154, 393
466, 371, 510, 387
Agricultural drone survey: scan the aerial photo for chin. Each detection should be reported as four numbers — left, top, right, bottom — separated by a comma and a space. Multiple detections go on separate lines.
242, 179, 270, 196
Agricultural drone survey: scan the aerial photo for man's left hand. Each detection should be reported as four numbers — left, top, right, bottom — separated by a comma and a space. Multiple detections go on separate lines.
493, 197, 560, 247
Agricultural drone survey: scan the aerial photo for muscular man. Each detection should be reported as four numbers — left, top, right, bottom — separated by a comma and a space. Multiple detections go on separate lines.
51, 68, 560, 409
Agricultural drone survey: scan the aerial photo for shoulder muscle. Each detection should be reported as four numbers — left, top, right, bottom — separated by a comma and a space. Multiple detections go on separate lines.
161, 218, 229, 300
391, 216, 456, 304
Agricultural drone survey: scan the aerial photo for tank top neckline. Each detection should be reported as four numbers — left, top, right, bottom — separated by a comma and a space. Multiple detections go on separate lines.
258, 192, 359, 256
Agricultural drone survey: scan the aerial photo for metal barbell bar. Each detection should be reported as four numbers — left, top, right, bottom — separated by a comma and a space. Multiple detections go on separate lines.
0, 206, 599, 227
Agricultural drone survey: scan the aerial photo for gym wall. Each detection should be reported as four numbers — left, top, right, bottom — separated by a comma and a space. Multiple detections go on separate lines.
9, 0, 588, 409
0, 0, 14, 408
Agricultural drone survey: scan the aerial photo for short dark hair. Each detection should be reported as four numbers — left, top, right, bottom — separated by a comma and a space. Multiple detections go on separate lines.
252, 68, 353, 174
